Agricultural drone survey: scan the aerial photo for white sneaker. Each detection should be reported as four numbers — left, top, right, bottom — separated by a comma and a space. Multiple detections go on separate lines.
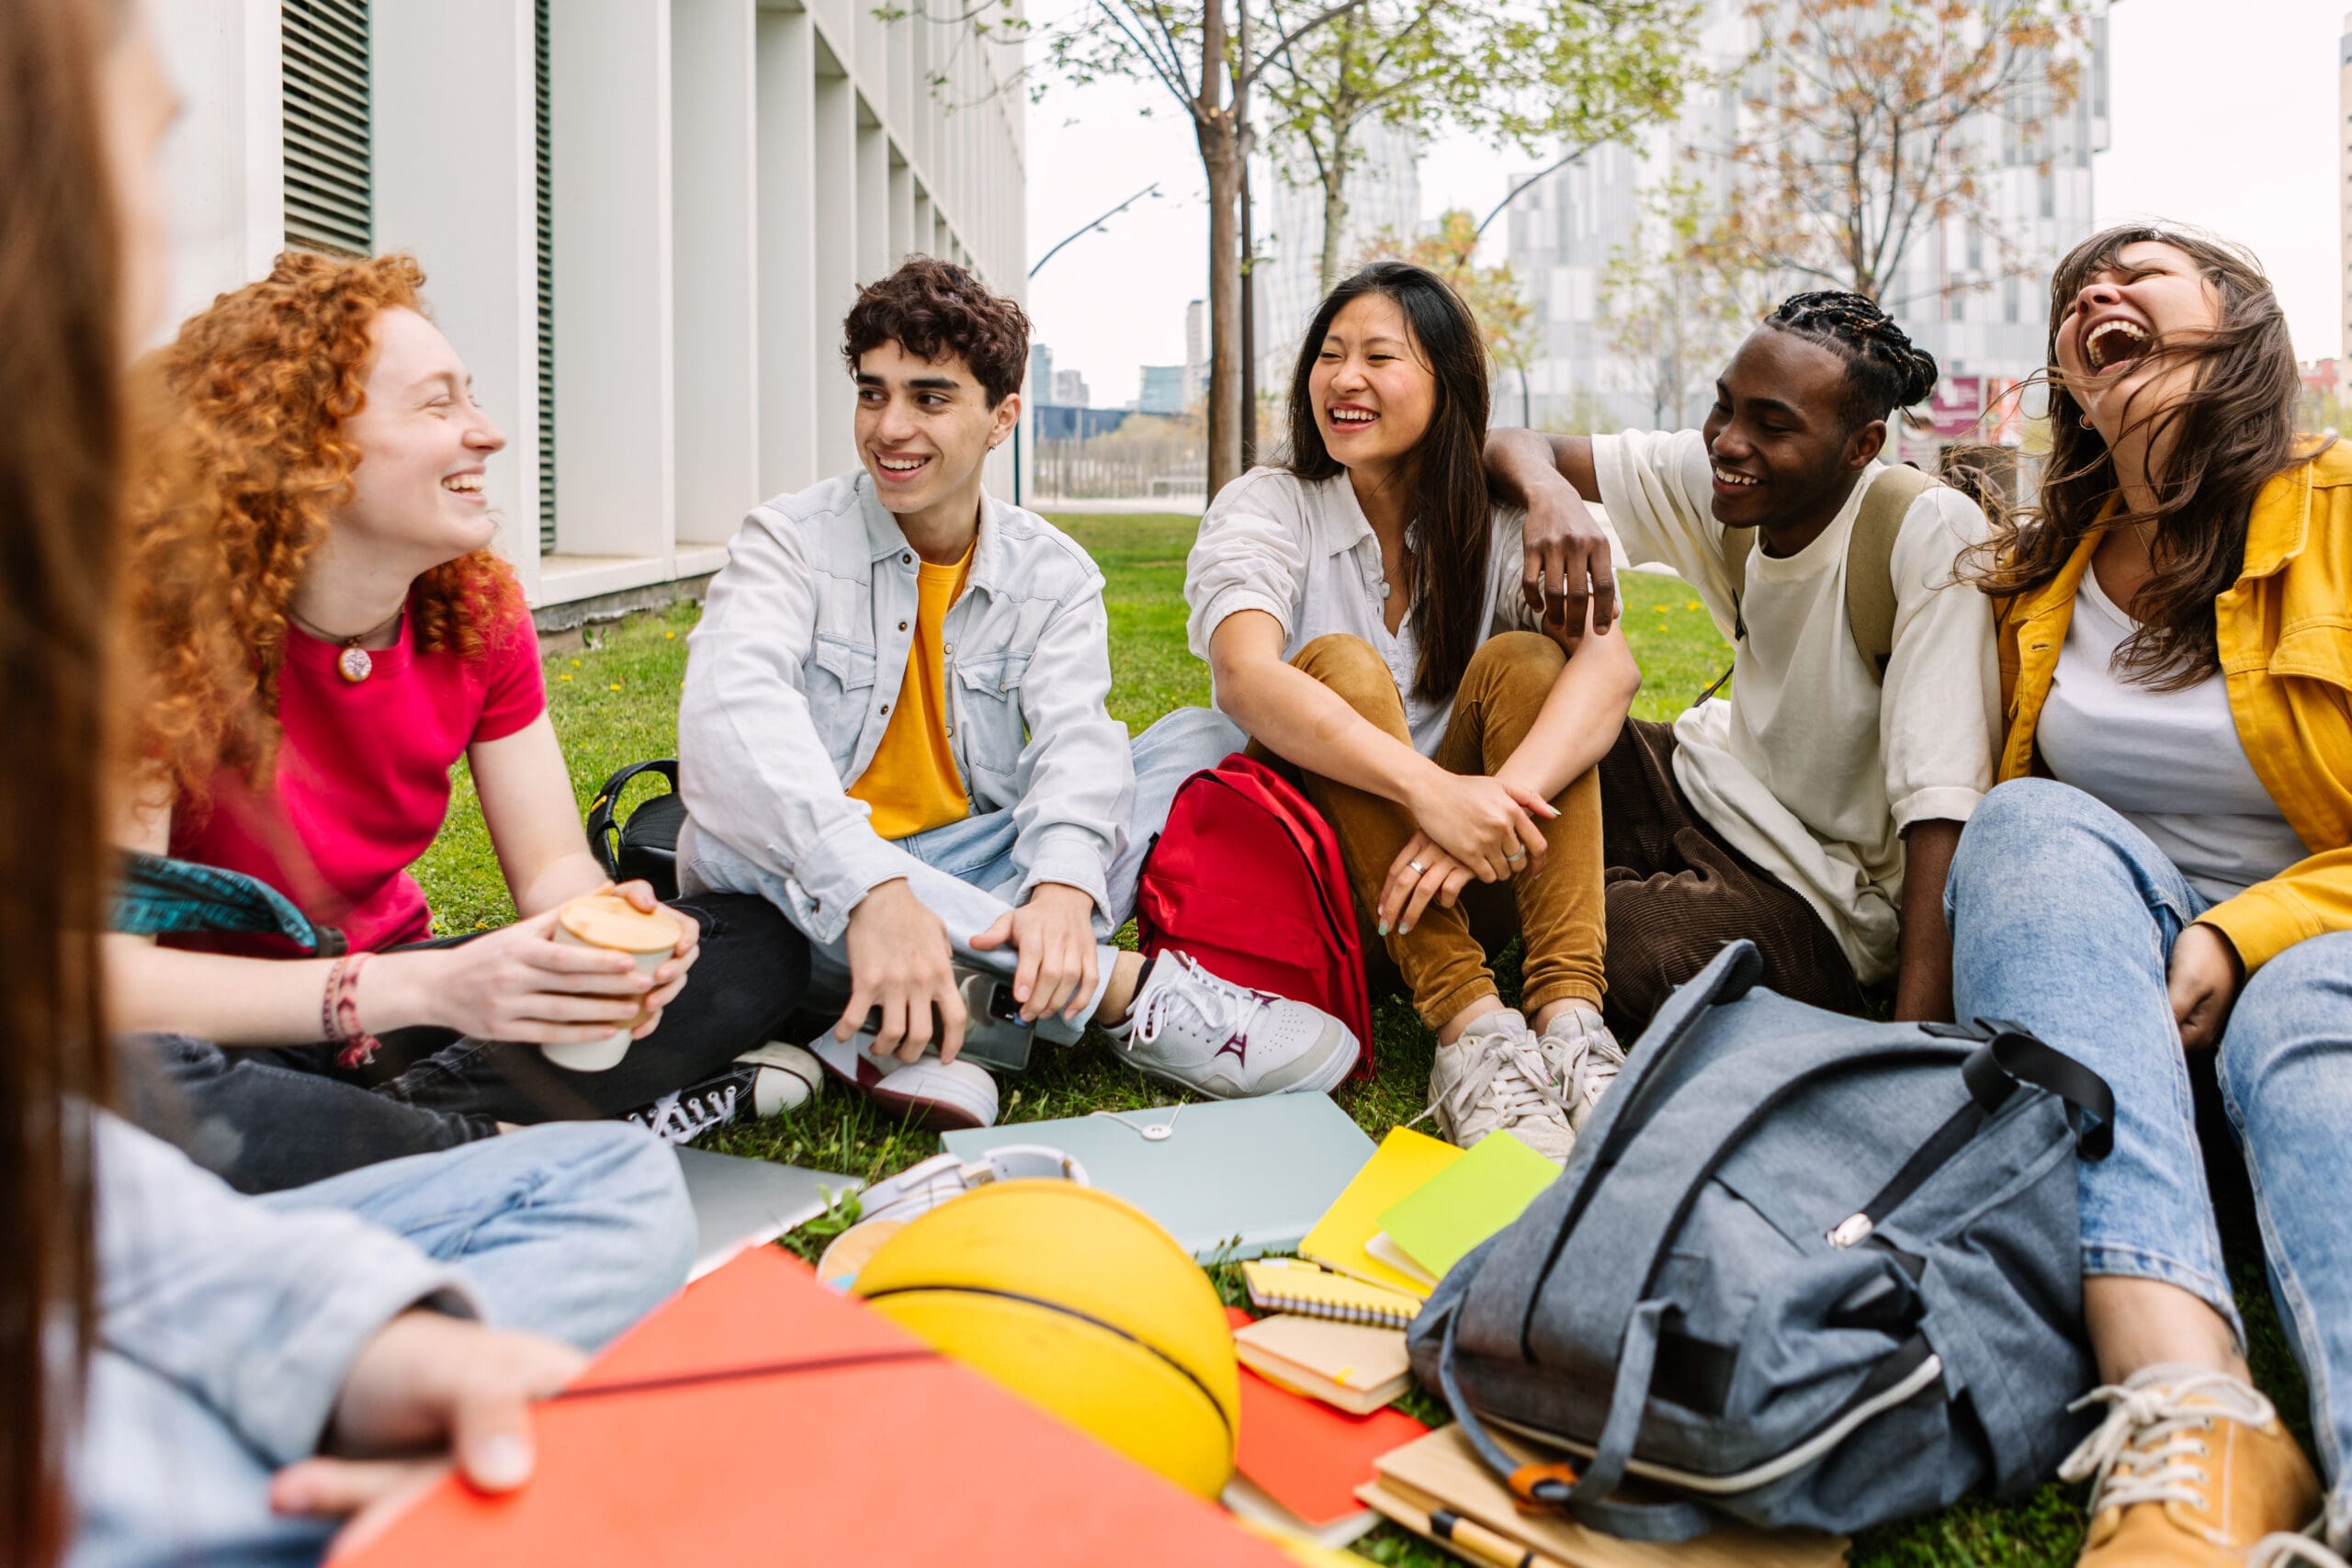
1102, 951, 1360, 1099
1538, 1006, 1624, 1135
731, 1041, 825, 1117
807, 1030, 999, 1131
1428, 1010, 1577, 1161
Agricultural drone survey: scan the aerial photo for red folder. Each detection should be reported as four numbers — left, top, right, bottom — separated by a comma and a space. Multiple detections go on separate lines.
338, 1248, 1295, 1564
1226, 1306, 1430, 1529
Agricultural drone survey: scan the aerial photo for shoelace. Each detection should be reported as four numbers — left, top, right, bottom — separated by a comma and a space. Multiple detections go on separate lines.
1547, 1016, 1625, 1116
639, 1083, 741, 1145
1128, 953, 1269, 1060
2250, 1533, 2352, 1568
1430, 1032, 1570, 1135
2058, 1370, 2278, 1514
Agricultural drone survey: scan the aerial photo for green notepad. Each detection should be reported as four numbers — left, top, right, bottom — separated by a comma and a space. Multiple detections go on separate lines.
1374, 1130, 1560, 1285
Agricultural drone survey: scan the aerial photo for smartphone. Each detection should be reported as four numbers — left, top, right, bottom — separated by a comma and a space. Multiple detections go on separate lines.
856, 966, 1034, 1073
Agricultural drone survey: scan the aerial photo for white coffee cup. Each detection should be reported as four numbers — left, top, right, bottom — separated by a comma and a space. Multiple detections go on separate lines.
540, 891, 683, 1071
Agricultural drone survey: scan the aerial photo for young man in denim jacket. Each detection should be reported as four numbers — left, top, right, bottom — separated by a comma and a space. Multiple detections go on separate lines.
677, 259, 1358, 1128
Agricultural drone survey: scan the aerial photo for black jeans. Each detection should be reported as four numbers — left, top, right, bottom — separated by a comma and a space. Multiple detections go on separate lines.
123, 892, 811, 1194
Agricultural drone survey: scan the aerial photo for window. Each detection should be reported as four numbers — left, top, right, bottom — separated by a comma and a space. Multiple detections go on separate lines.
536, 0, 556, 555
281, 0, 371, 254
2004, 274, 2019, 324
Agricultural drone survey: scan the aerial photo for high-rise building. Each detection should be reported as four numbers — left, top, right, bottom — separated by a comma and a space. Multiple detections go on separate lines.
1138, 365, 1189, 415
2341, 13, 2352, 364
1504, 0, 2109, 435
1030, 344, 1056, 404
1053, 367, 1091, 408
1251, 121, 1421, 389
155, 0, 1026, 621
1183, 299, 1209, 407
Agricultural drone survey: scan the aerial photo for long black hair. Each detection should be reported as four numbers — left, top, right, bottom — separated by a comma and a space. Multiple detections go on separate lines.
1284, 261, 1493, 705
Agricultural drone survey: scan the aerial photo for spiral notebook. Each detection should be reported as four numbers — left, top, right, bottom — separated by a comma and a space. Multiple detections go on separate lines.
1240, 1258, 1421, 1327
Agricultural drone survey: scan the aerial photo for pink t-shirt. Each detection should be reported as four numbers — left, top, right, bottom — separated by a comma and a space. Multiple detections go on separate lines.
168, 601, 547, 956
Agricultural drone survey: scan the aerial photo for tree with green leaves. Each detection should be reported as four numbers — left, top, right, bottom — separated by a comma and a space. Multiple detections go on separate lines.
1357, 209, 1540, 414
1260, 0, 1703, 296
1601, 175, 1778, 425
1048, 0, 1370, 494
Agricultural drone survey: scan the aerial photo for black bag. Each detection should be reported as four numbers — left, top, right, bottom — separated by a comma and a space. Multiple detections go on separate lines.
587, 759, 688, 900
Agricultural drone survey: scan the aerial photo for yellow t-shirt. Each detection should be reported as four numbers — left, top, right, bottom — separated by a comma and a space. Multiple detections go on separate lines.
848, 544, 974, 840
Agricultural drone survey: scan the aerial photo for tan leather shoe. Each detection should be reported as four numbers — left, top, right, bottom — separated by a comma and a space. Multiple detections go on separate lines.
2063, 1366, 2323, 1566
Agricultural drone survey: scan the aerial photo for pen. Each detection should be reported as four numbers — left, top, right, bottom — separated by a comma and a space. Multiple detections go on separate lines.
1363, 1489, 1570, 1568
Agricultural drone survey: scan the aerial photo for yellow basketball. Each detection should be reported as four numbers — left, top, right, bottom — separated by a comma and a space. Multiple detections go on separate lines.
852, 1180, 1240, 1497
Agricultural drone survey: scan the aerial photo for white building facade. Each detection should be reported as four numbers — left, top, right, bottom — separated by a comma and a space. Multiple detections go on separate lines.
1506, 0, 2107, 438
156, 0, 1027, 620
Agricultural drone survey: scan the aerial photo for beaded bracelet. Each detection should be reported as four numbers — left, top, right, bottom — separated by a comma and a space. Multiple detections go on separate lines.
323, 951, 384, 1069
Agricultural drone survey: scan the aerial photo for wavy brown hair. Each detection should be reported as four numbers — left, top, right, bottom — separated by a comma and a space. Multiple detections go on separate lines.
127, 252, 524, 806
1285, 262, 1493, 705
2, 0, 119, 1561
1973, 225, 2316, 688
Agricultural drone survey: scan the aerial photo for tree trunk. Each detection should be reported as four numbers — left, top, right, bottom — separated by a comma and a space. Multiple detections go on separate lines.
1317, 142, 1350, 293
1199, 0, 1243, 496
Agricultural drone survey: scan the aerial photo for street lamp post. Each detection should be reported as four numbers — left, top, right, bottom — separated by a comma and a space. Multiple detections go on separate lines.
1014, 183, 1162, 505
1476, 148, 1588, 432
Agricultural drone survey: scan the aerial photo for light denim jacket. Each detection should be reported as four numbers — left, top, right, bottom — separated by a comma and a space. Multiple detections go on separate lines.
678, 471, 1132, 942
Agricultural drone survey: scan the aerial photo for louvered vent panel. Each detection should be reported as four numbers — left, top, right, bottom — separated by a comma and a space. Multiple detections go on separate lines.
282, 0, 371, 256
536, 0, 557, 554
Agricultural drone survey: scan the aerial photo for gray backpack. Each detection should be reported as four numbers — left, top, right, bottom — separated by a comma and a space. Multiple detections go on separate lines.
1408, 941, 2115, 1541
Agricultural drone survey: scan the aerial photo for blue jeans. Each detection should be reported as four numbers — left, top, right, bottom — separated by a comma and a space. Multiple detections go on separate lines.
684, 707, 1244, 1045
68, 1123, 693, 1568
1948, 777, 2352, 1534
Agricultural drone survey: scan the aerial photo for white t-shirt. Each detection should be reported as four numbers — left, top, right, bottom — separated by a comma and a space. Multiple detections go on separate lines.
1186, 467, 1546, 756
1592, 429, 2000, 982
2037, 564, 2305, 904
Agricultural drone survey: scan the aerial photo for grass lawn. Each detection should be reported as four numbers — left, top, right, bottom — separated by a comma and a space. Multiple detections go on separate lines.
414, 512, 2291, 1567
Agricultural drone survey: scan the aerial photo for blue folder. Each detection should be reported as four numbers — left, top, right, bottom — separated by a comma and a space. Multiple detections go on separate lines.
942, 1092, 1377, 1264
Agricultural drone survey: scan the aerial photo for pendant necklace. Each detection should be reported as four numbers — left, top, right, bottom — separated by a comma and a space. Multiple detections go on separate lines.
289, 604, 403, 684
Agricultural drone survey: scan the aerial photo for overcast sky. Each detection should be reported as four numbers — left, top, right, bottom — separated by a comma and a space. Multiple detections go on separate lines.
1023, 0, 2349, 408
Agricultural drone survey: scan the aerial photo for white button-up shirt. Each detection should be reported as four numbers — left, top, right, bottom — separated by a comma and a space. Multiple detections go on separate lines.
1184, 467, 1543, 756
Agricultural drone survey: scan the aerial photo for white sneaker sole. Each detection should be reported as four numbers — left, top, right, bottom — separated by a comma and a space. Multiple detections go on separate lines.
1123, 1021, 1362, 1101
806, 1032, 997, 1131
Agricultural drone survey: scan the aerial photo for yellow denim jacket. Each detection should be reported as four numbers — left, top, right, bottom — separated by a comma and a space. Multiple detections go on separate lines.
1997, 444, 2352, 974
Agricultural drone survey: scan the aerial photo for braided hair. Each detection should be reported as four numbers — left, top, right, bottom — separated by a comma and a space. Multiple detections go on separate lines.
1764, 290, 1939, 430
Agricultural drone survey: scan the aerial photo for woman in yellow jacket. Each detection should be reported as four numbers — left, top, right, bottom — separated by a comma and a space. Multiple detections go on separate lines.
1950, 225, 2352, 1568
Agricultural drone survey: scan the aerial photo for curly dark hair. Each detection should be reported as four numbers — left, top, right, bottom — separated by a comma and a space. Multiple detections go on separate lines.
841, 256, 1030, 406
1765, 290, 1939, 428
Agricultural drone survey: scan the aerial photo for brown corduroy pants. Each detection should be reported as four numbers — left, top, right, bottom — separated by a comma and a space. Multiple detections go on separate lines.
1266, 631, 1608, 1032
1596, 716, 1865, 1038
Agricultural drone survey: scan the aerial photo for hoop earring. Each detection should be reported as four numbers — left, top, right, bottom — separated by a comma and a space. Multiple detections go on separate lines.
2080, 412, 2097, 431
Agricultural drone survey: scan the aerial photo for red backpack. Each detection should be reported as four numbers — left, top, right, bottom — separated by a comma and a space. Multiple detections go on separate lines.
1135, 753, 1375, 1079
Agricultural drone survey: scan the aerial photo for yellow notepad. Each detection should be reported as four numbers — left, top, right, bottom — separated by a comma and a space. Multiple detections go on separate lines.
1240, 1258, 1422, 1328
1297, 1126, 1464, 1299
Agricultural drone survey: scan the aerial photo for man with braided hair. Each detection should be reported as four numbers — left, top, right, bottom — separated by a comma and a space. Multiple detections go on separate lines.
1486, 289, 1998, 1032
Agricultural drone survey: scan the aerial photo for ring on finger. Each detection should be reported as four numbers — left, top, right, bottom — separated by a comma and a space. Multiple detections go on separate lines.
1408, 859, 1428, 874
1507, 847, 1527, 865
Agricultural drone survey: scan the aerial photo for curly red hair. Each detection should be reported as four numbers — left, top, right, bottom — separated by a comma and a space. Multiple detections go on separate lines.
127, 252, 523, 806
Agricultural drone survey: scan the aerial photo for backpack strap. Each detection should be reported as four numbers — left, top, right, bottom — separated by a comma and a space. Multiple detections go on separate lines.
1847, 464, 1937, 684
585, 758, 680, 881
1698, 465, 1938, 705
